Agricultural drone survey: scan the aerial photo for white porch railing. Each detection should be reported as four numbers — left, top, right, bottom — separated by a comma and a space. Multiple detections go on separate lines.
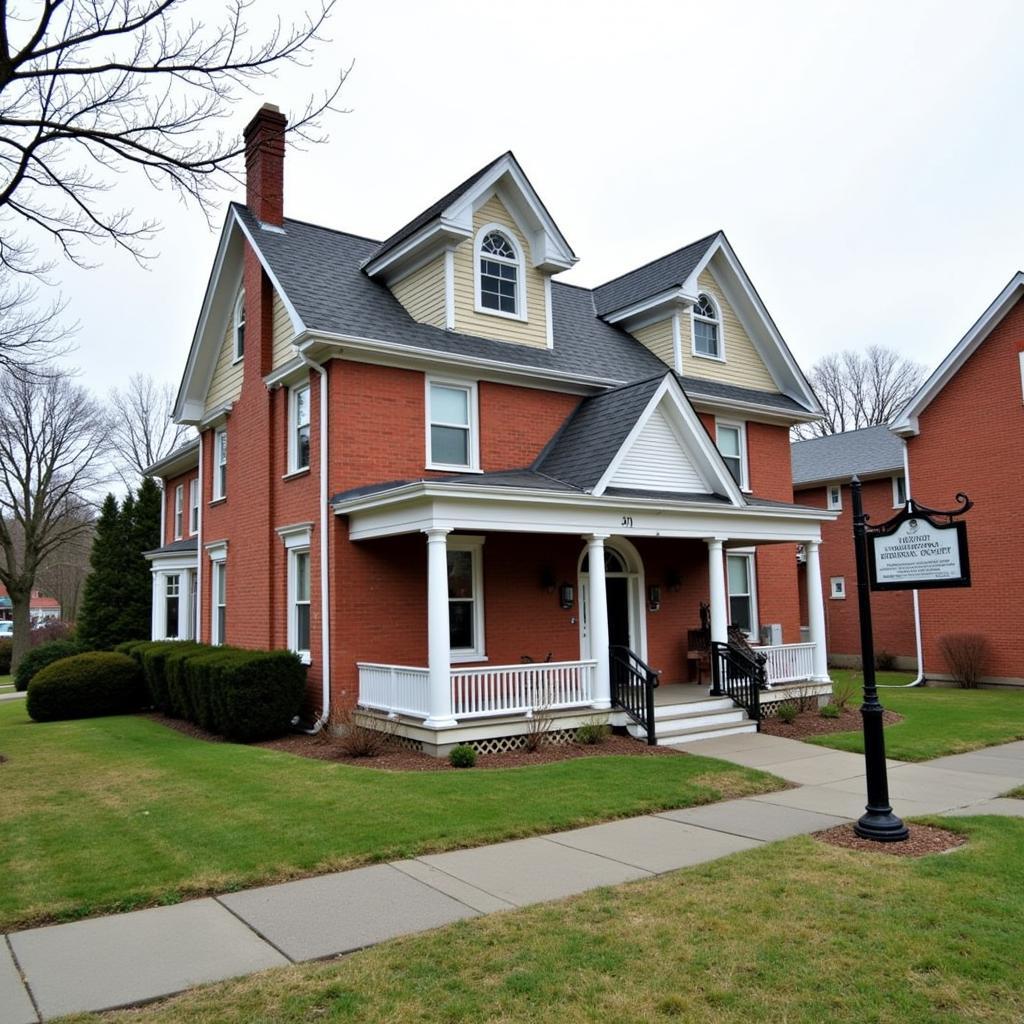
452, 660, 597, 719
356, 663, 431, 718
754, 643, 817, 686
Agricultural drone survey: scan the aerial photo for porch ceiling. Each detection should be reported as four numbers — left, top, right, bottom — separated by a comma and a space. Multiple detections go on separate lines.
333, 478, 835, 544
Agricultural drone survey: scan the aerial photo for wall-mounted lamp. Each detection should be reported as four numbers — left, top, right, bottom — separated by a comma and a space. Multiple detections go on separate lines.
665, 568, 682, 593
540, 566, 556, 593
648, 585, 662, 612
559, 583, 575, 609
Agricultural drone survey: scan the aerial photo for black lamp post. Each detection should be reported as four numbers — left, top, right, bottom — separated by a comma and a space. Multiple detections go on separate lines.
851, 476, 908, 842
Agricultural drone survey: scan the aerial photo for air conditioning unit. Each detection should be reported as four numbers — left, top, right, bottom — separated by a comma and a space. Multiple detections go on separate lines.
760, 623, 784, 646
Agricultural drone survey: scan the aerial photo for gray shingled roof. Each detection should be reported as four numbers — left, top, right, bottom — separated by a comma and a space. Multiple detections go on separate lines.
592, 233, 719, 316
677, 375, 808, 415
791, 425, 904, 486
143, 538, 198, 558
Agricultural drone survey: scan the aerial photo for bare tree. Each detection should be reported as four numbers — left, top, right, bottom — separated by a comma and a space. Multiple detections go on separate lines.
795, 345, 925, 439
0, 265, 72, 379
0, 371, 112, 669
0, 1, 344, 273
109, 373, 192, 486
34, 511, 95, 623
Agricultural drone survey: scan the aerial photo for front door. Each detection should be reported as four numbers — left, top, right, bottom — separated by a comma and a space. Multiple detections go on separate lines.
607, 576, 631, 651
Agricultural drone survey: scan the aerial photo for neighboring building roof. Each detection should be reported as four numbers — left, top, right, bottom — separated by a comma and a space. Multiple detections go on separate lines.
891, 271, 1024, 436
143, 538, 198, 558
592, 233, 720, 316
144, 438, 200, 479
791, 425, 905, 486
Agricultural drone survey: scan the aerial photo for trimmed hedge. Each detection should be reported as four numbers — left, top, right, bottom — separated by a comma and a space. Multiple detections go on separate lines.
124, 641, 305, 742
27, 652, 146, 722
14, 639, 86, 692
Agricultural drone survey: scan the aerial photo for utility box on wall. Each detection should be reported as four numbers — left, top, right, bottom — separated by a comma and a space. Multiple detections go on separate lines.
760, 623, 784, 646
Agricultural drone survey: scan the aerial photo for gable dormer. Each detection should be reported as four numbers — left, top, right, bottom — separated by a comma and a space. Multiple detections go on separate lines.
364, 153, 576, 349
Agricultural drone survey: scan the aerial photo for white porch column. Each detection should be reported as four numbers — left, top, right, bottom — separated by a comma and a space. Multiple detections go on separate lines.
585, 533, 612, 710
805, 540, 830, 681
424, 527, 457, 728
706, 538, 728, 645
150, 571, 162, 640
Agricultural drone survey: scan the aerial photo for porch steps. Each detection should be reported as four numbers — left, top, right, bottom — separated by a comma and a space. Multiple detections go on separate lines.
626, 695, 757, 746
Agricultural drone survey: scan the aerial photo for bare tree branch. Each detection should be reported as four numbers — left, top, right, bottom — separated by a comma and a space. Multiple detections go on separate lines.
795, 345, 925, 440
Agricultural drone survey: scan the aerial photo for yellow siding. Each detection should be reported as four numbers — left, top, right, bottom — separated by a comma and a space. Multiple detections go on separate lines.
271, 290, 296, 367
391, 255, 446, 327
452, 194, 549, 348
205, 313, 243, 412
679, 271, 778, 391
632, 319, 675, 368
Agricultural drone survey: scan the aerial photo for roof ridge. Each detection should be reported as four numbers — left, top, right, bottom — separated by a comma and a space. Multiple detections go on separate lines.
593, 230, 722, 293
791, 423, 896, 445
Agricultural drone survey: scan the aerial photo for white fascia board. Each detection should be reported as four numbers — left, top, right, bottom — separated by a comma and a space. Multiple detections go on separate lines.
601, 288, 698, 328
891, 272, 1024, 436
144, 443, 200, 480
264, 355, 309, 390
683, 235, 821, 415
145, 551, 199, 571
231, 209, 306, 336
294, 332, 615, 394
591, 375, 746, 505
198, 402, 232, 430
362, 220, 472, 281
338, 488, 833, 544
686, 394, 822, 425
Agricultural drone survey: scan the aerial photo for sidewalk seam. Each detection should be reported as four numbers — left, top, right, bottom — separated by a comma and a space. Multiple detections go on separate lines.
388, 862, 509, 915
4, 933, 40, 1024
212, 897, 296, 965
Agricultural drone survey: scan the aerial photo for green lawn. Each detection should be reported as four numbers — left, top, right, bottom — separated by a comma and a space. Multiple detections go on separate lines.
73, 816, 1024, 1024
810, 670, 1024, 761
0, 701, 781, 931
0, 673, 13, 693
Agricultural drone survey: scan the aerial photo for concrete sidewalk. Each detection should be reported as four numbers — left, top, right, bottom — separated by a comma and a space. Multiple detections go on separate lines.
4, 736, 1024, 1021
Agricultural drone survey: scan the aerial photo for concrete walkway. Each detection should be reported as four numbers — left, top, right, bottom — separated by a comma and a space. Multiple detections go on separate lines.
4, 736, 1024, 1022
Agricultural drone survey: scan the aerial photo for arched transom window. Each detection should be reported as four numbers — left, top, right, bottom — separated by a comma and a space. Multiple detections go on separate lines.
693, 292, 721, 359
478, 229, 520, 316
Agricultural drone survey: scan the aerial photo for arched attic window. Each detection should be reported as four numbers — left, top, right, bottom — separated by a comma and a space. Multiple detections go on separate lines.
693, 292, 721, 359
476, 228, 523, 318
233, 289, 246, 361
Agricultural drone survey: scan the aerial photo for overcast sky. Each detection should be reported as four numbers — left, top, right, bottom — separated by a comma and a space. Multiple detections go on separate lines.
47, 0, 1024, 399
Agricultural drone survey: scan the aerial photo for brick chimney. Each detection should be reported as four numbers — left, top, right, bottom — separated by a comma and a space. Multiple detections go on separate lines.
243, 103, 287, 226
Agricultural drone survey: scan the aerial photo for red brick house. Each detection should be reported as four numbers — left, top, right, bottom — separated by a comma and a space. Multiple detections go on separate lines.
145, 104, 839, 752
891, 273, 1024, 686
791, 427, 918, 671
0, 584, 61, 626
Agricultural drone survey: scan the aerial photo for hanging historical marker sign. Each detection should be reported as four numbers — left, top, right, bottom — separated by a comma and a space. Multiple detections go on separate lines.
867, 495, 972, 592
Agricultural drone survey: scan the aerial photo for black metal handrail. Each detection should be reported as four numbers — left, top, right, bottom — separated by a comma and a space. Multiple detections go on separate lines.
610, 644, 659, 745
711, 641, 765, 725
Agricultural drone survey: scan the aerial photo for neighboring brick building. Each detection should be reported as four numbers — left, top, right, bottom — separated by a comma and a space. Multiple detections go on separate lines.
792, 426, 918, 670
892, 273, 1024, 686
0, 585, 61, 625
144, 103, 839, 751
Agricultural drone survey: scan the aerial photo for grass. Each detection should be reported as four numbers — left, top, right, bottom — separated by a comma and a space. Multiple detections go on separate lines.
809, 670, 1024, 761
69, 815, 1024, 1024
0, 701, 781, 931
0, 672, 13, 693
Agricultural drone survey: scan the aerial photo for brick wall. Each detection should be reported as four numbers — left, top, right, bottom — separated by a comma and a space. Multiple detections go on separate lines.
162, 469, 198, 545
908, 295, 1024, 681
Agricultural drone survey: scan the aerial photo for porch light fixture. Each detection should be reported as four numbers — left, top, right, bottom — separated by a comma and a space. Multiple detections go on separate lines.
665, 568, 681, 592
559, 583, 574, 609
648, 585, 662, 612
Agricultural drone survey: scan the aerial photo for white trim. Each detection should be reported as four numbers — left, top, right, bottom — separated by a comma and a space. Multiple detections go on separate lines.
726, 551, 759, 638
826, 484, 842, 511
232, 288, 246, 363
212, 427, 228, 500
715, 419, 749, 492
425, 376, 481, 472
151, 567, 196, 642
1019, 351, 1024, 404
600, 287, 698, 326
276, 522, 313, 549
205, 540, 227, 561
196, 438, 203, 639
210, 558, 227, 646
473, 223, 528, 322
288, 381, 312, 474
829, 575, 846, 600
287, 545, 312, 664
444, 248, 456, 330
893, 272, 1024, 435
188, 477, 199, 535
576, 536, 648, 665
692, 291, 725, 362
447, 535, 486, 661
671, 311, 683, 373
891, 473, 907, 509
544, 276, 553, 348
173, 484, 184, 540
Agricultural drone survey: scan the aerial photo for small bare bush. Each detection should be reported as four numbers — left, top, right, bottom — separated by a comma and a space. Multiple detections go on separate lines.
335, 708, 397, 758
875, 650, 897, 672
939, 633, 991, 690
523, 686, 555, 752
831, 675, 858, 710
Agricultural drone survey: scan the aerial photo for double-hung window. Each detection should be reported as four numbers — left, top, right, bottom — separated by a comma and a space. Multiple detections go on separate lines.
892, 474, 907, 507
189, 478, 199, 534
427, 379, 479, 471
173, 485, 184, 540
693, 293, 722, 359
165, 574, 181, 638
213, 429, 227, 500
726, 553, 757, 637
715, 421, 748, 490
827, 484, 842, 510
290, 549, 311, 659
233, 289, 245, 361
290, 384, 311, 473
447, 537, 485, 661
477, 229, 521, 317
212, 560, 227, 645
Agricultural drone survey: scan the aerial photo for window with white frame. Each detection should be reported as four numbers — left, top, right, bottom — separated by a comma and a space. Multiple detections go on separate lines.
830, 576, 846, 600
892, 474, 907, 507
447, 537, 485, 659
189, 478, 199, 535
165, 574, 181, 637
427, 379, 478, 470
715, 420, 748, 490
233, 289, 245, 361
693, 293, 721, 359
289, 548, 311, 660
213, 429, 227, 500
173, 485, 184, 540
289, 384, 311, 473
827, 484, 842, 510
726, 553, 757, 636
476, 228, 522, 317
211, 559, 227, 645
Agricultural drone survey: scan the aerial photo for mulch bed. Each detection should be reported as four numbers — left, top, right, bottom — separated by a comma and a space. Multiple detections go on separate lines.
146, 713, 685, 770
760, 706, 902, 739
814, 822, 967, 857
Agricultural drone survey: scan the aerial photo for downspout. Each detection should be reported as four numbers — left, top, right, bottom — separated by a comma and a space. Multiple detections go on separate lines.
880, 437, 925, 687
298, 353, 331, 731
